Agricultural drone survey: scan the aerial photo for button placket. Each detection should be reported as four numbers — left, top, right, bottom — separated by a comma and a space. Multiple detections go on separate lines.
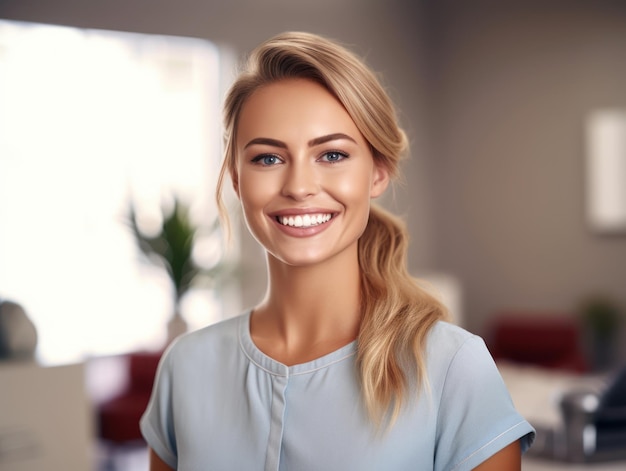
264, 372, 288, 471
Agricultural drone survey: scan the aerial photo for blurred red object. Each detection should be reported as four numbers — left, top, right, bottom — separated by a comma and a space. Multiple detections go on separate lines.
487, 313, 589, 373
97, 351, 162, 444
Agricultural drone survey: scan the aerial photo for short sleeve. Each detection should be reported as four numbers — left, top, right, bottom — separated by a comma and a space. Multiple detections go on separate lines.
140, 348, 178, 469
434, 336, 535, 471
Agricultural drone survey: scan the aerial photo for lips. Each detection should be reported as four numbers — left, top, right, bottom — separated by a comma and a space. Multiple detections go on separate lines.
276, 213, 332, 228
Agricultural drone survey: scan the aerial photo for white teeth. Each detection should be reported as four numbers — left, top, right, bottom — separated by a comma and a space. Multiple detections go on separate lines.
279, 213, 332, 228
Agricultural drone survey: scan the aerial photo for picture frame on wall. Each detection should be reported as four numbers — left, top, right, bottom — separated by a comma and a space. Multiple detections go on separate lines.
585, 109, 626, 234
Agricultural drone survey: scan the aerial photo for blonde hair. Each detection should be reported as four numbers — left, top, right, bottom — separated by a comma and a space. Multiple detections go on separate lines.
216, 32, 448, 427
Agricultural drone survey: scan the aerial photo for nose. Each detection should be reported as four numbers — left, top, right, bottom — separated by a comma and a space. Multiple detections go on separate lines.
281, 161, 318, 200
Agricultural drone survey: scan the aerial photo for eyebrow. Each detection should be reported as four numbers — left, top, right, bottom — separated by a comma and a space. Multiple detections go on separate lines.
243, 133, 357, 150
308, 133, 357, 147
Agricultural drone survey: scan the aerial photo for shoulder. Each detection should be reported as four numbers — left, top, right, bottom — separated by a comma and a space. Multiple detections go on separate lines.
426, 320, 482, 359
163, 312, 247, 366
424, 321, 495, 386
425, 322, 536, 468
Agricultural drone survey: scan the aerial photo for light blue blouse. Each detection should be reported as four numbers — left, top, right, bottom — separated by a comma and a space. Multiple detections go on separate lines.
140, 311, 534, 470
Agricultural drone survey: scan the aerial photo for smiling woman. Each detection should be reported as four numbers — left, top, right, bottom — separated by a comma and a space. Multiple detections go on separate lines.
233, 78, 388, 267
140, 31, 535, 471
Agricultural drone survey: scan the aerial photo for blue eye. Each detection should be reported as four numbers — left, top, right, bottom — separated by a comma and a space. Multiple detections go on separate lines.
320, 151, 348, 163
252, 154, 282, 166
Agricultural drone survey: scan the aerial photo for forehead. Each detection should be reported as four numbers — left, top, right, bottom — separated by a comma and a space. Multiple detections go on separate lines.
236, 78, 366, 147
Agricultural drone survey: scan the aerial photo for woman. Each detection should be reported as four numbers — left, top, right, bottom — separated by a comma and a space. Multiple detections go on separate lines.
141, 32, 534, 470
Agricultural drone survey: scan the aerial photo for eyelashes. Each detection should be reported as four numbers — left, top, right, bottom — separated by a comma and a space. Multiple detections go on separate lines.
250, 150, 350, 167
318, 150, 349, 163
251, 154, 283, 166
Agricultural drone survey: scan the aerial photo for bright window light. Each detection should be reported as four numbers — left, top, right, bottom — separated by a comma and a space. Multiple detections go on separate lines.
0, 20, 233, 365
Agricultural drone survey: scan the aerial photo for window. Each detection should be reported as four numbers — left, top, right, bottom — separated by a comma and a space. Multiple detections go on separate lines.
0, 20, 235, 364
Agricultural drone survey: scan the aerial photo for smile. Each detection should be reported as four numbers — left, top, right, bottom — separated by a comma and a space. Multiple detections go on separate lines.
276, 213, 332, 228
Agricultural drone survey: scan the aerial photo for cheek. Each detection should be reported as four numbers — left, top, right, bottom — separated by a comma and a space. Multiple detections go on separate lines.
331, 167, 374, 202
238, 173, 273, 216
238, 187, 268, 241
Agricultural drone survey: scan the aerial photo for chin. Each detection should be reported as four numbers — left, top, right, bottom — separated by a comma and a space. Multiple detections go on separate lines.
273, 253, 328, 268
266, 246, 334, 267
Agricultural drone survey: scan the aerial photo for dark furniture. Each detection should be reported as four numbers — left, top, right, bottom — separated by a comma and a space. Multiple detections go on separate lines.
487, 313, 589, 373
96, 351, 162, 468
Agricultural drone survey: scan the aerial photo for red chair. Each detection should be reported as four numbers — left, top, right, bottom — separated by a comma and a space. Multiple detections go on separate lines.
487, 313, 589, 373
97, 351, 162, 468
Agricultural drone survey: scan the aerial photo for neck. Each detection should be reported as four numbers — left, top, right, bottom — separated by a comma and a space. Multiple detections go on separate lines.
250, 246, 362, 364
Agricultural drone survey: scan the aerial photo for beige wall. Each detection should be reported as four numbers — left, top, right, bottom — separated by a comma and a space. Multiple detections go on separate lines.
2, 0, 625, 363
427, 0, 626, 357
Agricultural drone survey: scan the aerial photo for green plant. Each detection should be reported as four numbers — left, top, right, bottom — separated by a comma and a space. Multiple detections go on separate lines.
128, 198, 225, 310
580, 296, 622, 341
579, 295, 623, 370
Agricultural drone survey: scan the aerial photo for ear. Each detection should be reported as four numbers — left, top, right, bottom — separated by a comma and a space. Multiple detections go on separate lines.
231, 169, 240, 198
370, 163, 390, 199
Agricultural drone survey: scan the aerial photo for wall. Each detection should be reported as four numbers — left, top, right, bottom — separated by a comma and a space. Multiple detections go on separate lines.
0, 0, 436, 310
427, 0, 626, 361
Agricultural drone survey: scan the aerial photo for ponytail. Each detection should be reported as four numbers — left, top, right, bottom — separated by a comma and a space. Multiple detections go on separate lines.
357, 204, 448, 428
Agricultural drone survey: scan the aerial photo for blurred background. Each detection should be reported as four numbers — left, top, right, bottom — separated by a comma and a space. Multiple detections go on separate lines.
1, 0, 625, 469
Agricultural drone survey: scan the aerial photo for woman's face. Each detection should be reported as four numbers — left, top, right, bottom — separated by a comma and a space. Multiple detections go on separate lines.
234, 78, 389, 267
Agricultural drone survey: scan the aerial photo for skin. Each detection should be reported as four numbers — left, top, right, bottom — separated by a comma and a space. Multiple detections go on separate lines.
149, 449, 173, 471
148, 77, 521, 470
234, 78, 389, 365
475, 441, 521, 470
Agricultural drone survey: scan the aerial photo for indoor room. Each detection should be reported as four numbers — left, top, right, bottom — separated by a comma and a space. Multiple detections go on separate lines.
1, 1, 625, 470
